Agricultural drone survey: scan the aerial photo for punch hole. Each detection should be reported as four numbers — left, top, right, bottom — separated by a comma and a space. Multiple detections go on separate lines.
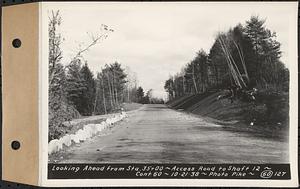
11, 141, 21, 150
12, 38, 21, 48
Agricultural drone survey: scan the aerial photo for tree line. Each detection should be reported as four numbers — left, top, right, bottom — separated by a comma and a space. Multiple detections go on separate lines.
164, 16, 289, 100
48, 11, 151, 140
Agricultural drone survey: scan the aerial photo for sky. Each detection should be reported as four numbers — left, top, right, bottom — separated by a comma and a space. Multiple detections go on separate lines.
44, 2, 297, 99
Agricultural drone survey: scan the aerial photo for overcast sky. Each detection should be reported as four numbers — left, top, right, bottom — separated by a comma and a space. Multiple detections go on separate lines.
45, 2, 297, 99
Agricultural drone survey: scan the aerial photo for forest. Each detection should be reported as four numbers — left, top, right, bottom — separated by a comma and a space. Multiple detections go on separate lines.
49, 11, 290, 141
163, 16, 290, 137
48, 11, 154, 140
164, 16, 289, 100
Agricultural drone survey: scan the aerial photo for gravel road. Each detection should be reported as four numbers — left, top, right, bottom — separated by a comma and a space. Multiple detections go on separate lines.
56, 104, 288, 163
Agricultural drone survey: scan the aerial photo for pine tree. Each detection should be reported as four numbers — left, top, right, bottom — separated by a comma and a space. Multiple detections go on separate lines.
245, 16, 283, 89
79, 63, 96, 116
164, 78, 175, 100
136, 87, 145, 103
193, 50, 209, 92
65, 58, 86, 111
165, 15, 289, 97
109, 62, 127, 107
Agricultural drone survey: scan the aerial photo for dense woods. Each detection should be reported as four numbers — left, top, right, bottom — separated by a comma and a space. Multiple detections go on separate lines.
48, 11, 151, 140
164, 16, 289, 101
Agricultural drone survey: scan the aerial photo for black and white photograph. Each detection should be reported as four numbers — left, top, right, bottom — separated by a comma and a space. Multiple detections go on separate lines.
42, 1, 298, 186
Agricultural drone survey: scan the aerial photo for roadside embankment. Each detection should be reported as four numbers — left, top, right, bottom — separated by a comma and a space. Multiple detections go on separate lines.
48, 112, 128, 155
48, 103, 144, 155
167, 90, 289, 139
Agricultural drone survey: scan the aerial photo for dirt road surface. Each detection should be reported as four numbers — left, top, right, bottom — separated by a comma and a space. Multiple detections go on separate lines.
57, 104, 288, 163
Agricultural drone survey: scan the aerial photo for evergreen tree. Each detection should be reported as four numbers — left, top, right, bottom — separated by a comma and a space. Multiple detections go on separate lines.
245, 16, 283, 88
65, 58, 86, 111
173, 75, 184, 97
136, 87, 145, 103
79, 63, 96, 116
166, 15, 289, 97
192, 50, 209, 92
109, 62, 127, 107
164, 78, 175, 100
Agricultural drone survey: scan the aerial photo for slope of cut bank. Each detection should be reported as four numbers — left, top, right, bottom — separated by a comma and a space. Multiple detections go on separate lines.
167, 90, 289, 140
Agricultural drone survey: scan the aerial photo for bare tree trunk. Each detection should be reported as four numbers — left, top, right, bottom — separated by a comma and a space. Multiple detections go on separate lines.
113, 71, 119, 108
213, 63, 219, 86
93, 88, 98, 115
101, 78, 107, 114
192, 64, 198, 94
182, 76, 185, 95
233, 40, 249, 82
116, 89, 119, 107
106, 73, 114, 109
127, 85, 130, 102
111, 77, 116, 108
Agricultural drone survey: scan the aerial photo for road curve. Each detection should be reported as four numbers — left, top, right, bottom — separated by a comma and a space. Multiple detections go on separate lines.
57, 104, 288, 163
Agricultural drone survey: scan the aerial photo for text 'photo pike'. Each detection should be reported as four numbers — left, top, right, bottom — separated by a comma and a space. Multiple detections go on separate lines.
39, 1, 298, 187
